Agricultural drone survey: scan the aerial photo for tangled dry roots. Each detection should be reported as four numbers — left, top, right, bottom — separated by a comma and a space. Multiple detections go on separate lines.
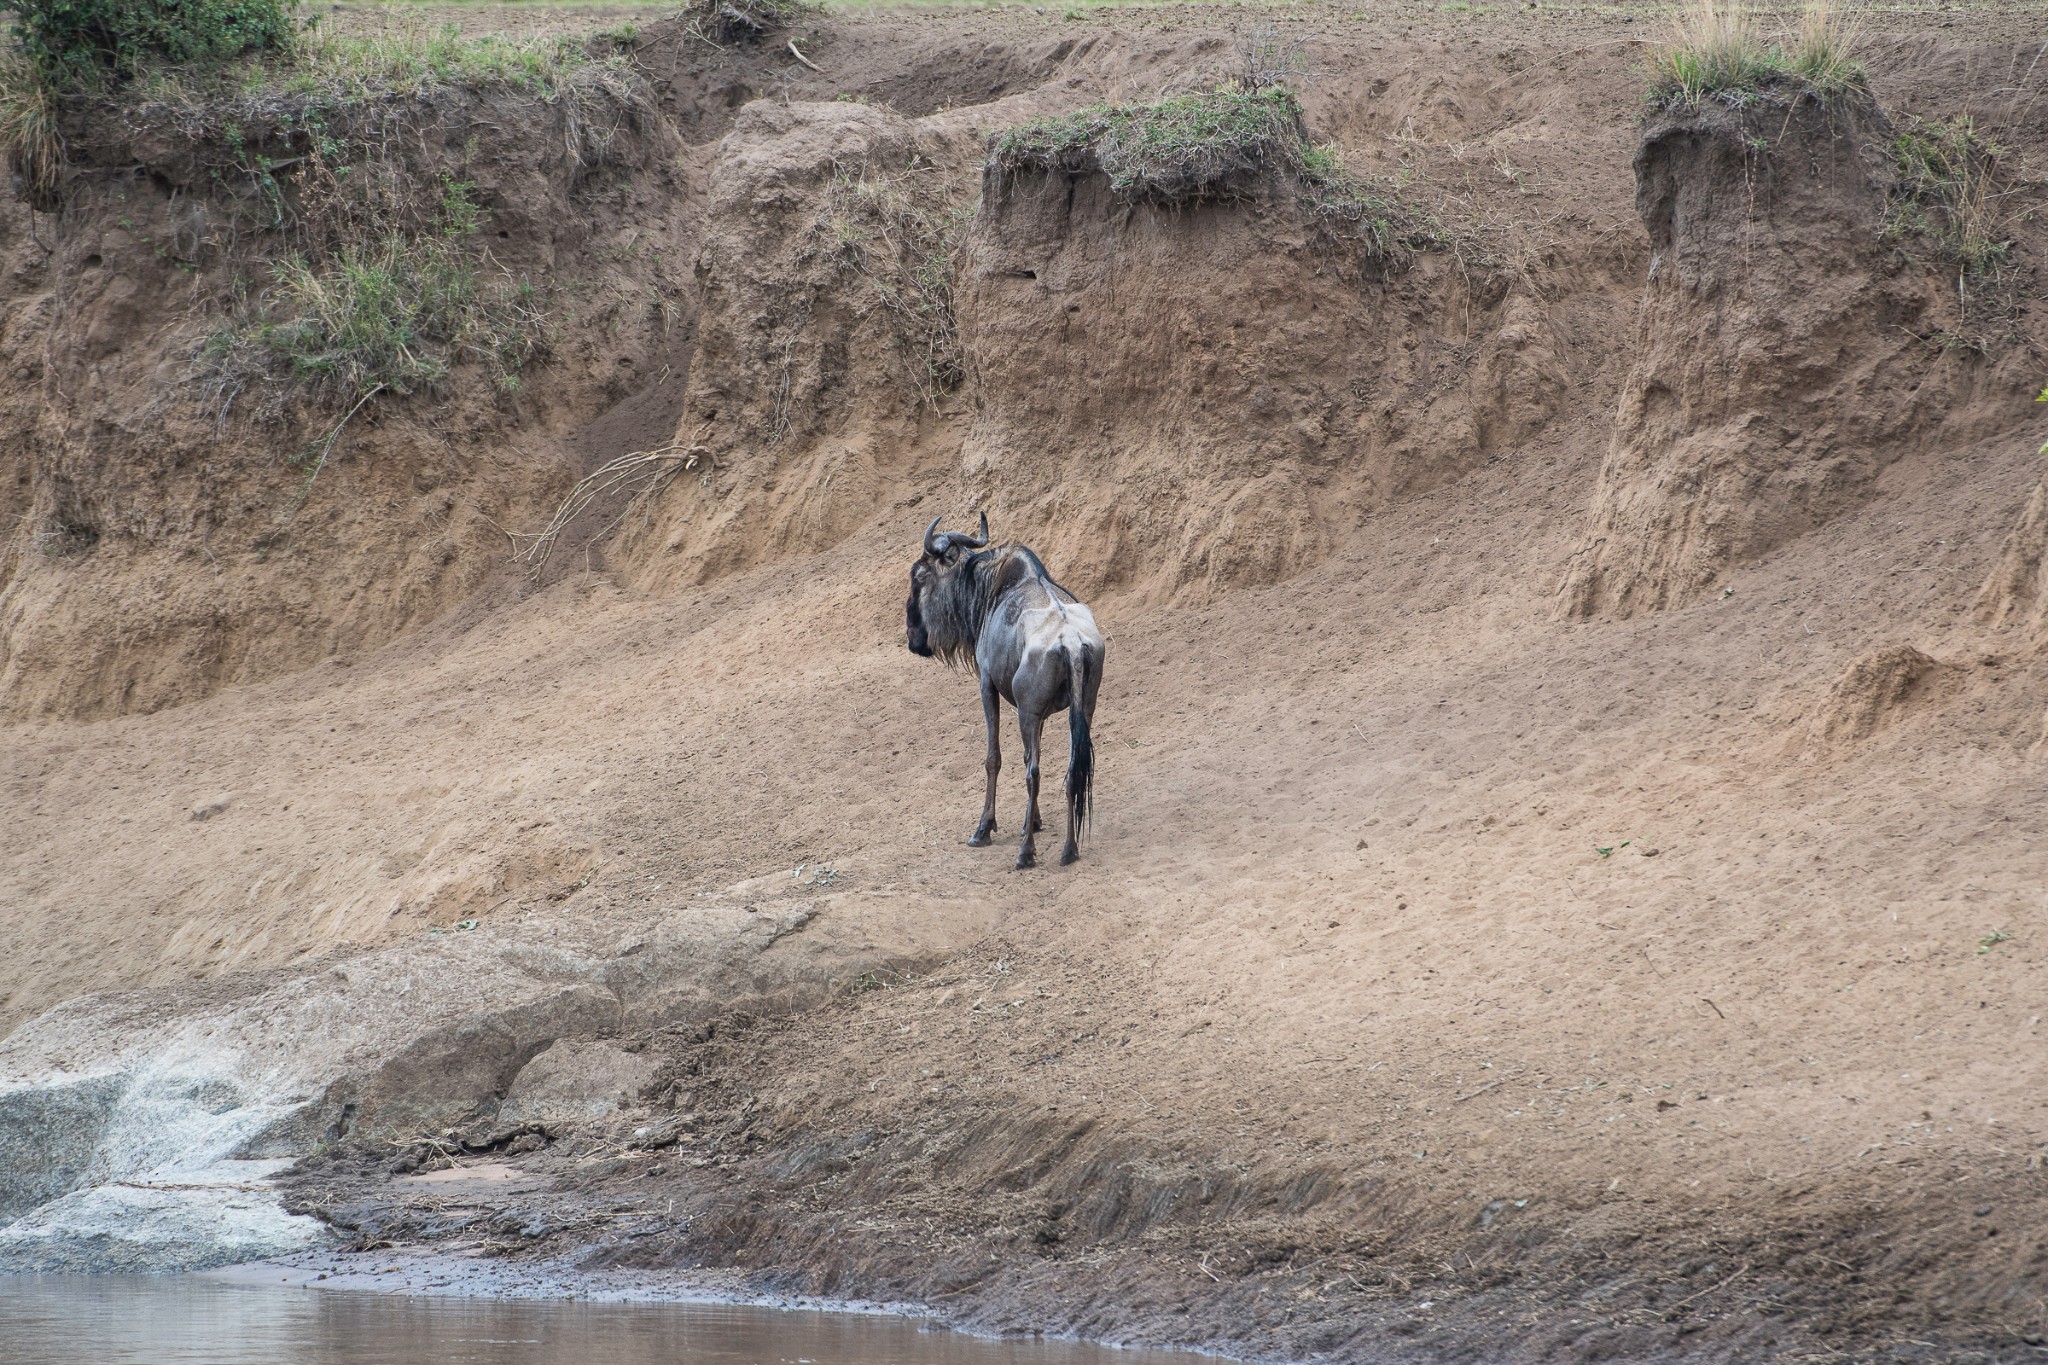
687, 0, 806, 46
511, 440, 712, 575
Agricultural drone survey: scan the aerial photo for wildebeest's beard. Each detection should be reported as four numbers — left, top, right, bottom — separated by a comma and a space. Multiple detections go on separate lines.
907, 554, 987, 669
905, 569, 934, 658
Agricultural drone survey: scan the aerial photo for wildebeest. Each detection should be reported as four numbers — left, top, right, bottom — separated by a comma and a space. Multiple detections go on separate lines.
905, 513, 1106, 868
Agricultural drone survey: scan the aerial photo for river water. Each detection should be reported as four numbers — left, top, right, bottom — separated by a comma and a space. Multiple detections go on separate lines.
0, 1275, 1211, 1365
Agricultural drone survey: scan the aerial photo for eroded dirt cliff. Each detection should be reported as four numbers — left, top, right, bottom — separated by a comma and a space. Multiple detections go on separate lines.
4, 3, 2048, 1362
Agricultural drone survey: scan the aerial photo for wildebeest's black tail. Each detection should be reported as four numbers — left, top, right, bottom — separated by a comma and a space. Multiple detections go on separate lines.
1065, 645, 1095, 844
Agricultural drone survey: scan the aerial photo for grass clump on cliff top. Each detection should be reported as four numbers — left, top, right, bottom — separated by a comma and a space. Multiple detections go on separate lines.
988, 84, 1436, 264
1649, 0, 1866, 111
989, 85, 1314, 204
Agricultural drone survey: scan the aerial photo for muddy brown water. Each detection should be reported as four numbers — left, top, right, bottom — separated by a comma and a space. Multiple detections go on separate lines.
0, 1276, 1218, 1365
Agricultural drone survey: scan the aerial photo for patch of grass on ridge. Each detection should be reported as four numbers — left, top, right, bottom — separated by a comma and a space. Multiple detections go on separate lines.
268, 23, 610, 100
990, 85, 1312, 203
1649, 0, 1866, 112
206, 179, 544, 419
989, 85, 1436, 262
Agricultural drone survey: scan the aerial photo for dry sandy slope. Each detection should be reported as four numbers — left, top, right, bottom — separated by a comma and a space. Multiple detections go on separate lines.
3, 2, 2048, 1359
240, 408, 2047, 1363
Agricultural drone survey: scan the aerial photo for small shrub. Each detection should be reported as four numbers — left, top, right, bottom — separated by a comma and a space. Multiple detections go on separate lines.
1231, 22, 1310, 93
0, 57, 62, 206
437, 175, 484, 238
1, 0, 296, 86
1649, 0, 1865, 111
1888, 115, 2011, 279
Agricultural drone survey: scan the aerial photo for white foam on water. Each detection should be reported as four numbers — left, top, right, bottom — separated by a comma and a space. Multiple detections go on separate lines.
0, 1037, 333, 1271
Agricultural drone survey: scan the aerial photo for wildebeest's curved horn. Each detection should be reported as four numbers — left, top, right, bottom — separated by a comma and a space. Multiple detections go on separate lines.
923, 516, 945, 555
950, 511, 990, 550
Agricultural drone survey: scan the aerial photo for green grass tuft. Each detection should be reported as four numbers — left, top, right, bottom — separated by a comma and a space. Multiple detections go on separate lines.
990, 86, 1315, 204
1786, 0, 1864, 90
1648, 0, 1866, 111
989, 87, 1437, 264
0, 57, 62, 207
211, 236, 543, 409
206, 172, 545, 421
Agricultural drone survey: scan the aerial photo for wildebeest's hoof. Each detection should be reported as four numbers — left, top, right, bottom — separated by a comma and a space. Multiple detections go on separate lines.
1014, 850, 1036, 870
1059, 847, 1079, 866
967, 830, 993, 847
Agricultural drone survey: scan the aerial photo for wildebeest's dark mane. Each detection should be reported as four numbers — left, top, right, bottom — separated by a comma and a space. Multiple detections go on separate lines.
918, 545, 1063, 672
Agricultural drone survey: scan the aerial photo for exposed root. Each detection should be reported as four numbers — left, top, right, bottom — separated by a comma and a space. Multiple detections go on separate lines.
511, 437, 712, 575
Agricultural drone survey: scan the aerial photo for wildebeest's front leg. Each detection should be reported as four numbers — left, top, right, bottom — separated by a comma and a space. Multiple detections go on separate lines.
1015, 707, 1045, 869
967, 677, 1001, 846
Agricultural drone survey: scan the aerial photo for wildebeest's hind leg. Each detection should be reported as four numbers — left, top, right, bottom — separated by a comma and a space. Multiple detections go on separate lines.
1015, 707, 1045, 869
968, 678, 1001, 846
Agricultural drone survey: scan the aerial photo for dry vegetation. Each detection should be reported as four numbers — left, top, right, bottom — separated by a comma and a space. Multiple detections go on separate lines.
813, 160, 968, 406
1888, 113, 2016, 281
681, 0, 811, 46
